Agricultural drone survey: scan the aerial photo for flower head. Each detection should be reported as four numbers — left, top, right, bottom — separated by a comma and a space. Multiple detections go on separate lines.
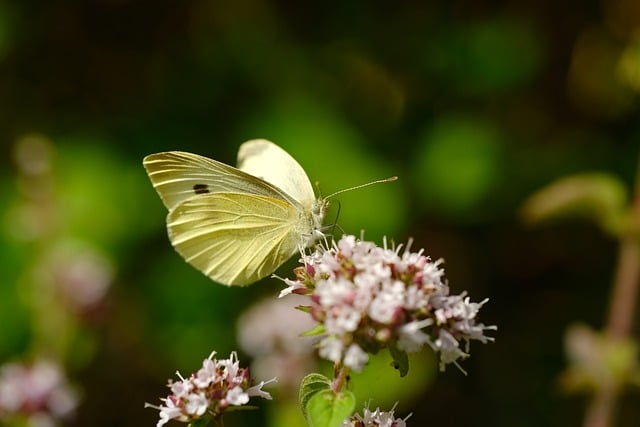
342, 402, 410, 427
280, 235, 495, 372
146, 351, 275, 426
0, 359, 78, 426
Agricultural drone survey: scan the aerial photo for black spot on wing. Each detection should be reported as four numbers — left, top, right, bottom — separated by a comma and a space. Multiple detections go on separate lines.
193, 183, 210, 194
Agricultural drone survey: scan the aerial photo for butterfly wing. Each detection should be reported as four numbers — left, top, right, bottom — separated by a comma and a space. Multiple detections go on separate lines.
166, 192, 310, 286
237, 139, 316, 208
143, 151, 298, 210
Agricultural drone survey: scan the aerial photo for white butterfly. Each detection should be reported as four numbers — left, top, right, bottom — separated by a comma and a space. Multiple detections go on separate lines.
143, 139, 327, 286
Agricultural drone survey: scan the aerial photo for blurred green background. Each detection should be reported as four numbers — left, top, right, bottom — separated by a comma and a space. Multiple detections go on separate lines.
1, 0, 639, 426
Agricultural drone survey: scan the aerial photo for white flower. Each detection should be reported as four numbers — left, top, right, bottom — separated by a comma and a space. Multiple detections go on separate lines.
403, 285, 426, 311
0, 360, 77, 421
368, 281, 405, 324
219, 351, 243, 384
343, 344, 369, 372
280, 235, 495, 372
318, 336, 344, 363
326, 306, 362, 334
193, 357, 217, 388
337, 234, 357, 257
226, 386, 249, 406
397, 319, 434, 353
433, 330, 466, 365
169, 378, 192, 398
147, 351, 275, 425
352, 274, 377, 309
184, 392, 208, 416
316, 278, 355, 307
278, 277, 307, 297
156, 398, 184, 427
246, 378, 276, 400
343, 402, 410, 427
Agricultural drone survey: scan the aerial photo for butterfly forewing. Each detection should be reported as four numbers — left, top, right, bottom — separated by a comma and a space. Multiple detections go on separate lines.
143, 151, 299, 210
166, 192, 306, 286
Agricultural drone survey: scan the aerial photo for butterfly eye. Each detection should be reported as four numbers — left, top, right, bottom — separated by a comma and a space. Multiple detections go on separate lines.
193, 183, 210, 194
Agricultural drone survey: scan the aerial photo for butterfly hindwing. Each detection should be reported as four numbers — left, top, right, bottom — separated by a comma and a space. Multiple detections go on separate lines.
166, 192, 305, 286
237, 139, 316, 208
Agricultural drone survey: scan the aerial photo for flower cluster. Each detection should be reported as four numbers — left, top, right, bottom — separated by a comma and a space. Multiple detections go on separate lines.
342, 403, 409, 427
0, 359, 78, 426
146, 351, 276, 427
280, 235, 495, 372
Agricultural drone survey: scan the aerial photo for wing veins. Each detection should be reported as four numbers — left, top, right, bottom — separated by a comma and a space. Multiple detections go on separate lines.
166, 193, 303, 285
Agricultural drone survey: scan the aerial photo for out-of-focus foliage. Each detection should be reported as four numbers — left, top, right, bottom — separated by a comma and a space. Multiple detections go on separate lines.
560, 324, 640, 393
413, 114, 504, 219
521, 173, 629, 235
0, 0, 639, 426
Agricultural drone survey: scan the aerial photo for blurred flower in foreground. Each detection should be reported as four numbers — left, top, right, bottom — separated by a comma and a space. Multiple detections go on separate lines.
146, 351, 276, 427
342, 402, 409, 427
280, 235, 495, 372
237, 294, 317, 395
0, 359, 78, 427
38, 241, 113, 314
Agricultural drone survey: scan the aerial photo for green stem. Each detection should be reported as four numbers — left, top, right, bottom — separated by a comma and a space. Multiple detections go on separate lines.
332, 364, 350, 393
606, 159, 640, 339
583, 151, 640, 427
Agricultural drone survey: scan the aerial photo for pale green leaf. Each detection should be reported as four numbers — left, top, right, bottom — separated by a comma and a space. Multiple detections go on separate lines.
299, 373, 332, 422
306, 389, 356, 427
521, 172, 628, 235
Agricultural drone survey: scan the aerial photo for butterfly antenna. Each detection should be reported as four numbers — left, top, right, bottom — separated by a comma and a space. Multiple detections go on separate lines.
329, 201, 345, 236
325, 176, 398, 199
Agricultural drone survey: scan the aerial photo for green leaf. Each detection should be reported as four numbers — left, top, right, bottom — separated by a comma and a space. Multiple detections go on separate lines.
306, 389, 356, 427
295, 305, 312, 314
389, 344, 409, 377
299, 373, 332, 422
188, 416, 212, 427
560, 324, 640, 393
349, 350, 435, 412
521, 172, 628, 235
301, 324, 326, 337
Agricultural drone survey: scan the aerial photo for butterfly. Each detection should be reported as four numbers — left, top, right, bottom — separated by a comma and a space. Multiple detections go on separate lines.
143, 139, 327, 286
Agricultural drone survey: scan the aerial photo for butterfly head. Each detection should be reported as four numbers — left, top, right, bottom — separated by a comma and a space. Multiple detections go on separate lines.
300, 197, 328, 247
